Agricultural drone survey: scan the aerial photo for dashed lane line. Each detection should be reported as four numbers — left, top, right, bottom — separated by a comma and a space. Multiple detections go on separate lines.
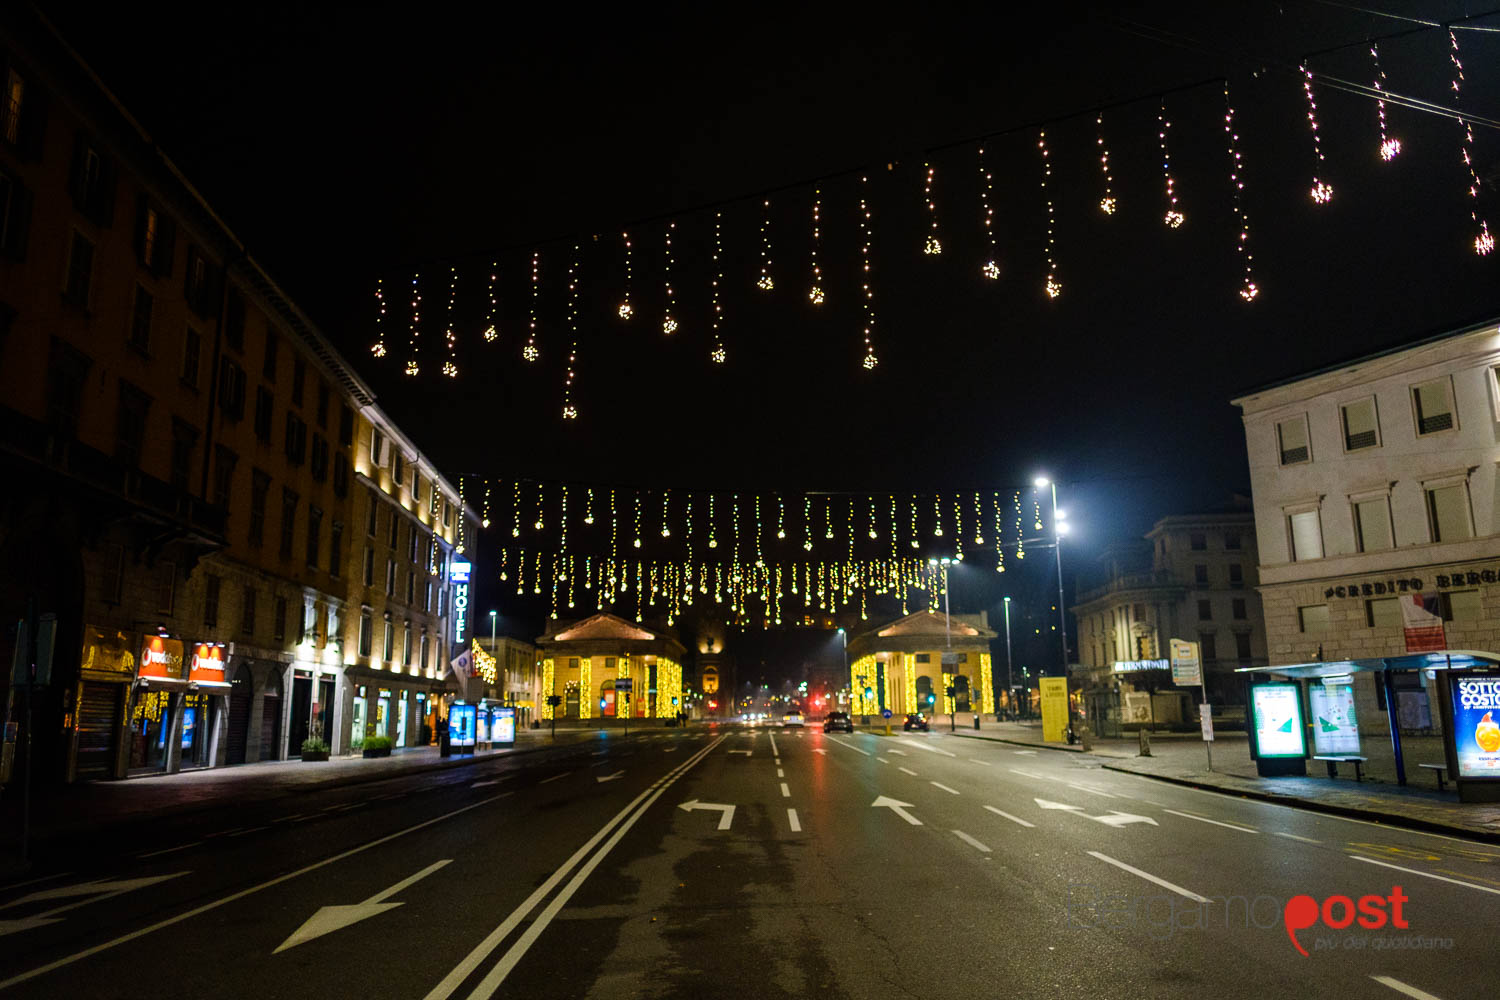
827, 738, 871, 756
952, 830, 991, 853
787, 809, 802, 833
984, 806, 1035, 828
969, 758, 992, 766
137, 843, 200, 859
1352, 855, 1500, 897
780, 783, 791, 798
930, 782, 960, 796
1087, 851, 1209, 903
539, 772, 573, 785
898, 767, 918, 776
1163, 809, 1258, 834
1274, 831, 1320, 844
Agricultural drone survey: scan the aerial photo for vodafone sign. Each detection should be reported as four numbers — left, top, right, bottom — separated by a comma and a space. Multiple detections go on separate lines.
189, 643, 230, 687
138, 635, 185, 681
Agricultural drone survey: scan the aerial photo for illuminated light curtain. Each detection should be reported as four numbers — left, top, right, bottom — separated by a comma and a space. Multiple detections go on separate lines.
978, 651, 995, 715
941, 672, 955, 715
579, 657, 593, 719
1300, 62, 1334, 204
541, 658, 555, 719
405, 271, 422, 375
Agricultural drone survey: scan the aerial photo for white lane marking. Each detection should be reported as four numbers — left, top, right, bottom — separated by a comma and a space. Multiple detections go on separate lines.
871, 796, 922, 826
207, 827, 247, 836
726, 750, 753, 756
886, 749, 908, 757
591, 750, 608, 757
274, 859, 452, 953
1009, 768, 1048, 780
1164, 809, 1257, 834
677, 800, 736, 830
930, 781, 960, 796
0, 873, 190, 938
1034, 799, 1084, 812
907, 740, 957, 758
274, 813, 308, 822
471, 778, 507, 789
877, 757, 890, 764
768, 733, 778, 756
539, 771, 572, 784
1352, 856, 1500, 897
952, 830, 992, 853
984, 806, 1035, 828
969, 758, 992, 766
827, 738, 871, 756
1067, 784, 1120, 799
662, 748, 677, 753
1013, 750, 1038, 755
1086, 851, 1209, 903
787, 808, 802, 833
1371, 975, 1449, 1000
228, 826, 270, 837
445, 741, 725, 1000
1274, 831, 1321, 844
776, 767, 784, 777
780, 783, 791, 798
0, 873, 72, 894
898, 767, 918, 776
595, 771, 625, 783
137, 843, 200, 859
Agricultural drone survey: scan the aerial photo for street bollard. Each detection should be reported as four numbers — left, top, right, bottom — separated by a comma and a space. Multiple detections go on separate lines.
1080, 725, 1092, 752
1137, 727, 1151, 757
973, 714, 980, 731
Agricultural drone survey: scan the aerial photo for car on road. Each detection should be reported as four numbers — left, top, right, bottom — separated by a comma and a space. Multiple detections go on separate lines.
903, 713, 930, 732
822, 711, 853, 732
782, 712, 805, 727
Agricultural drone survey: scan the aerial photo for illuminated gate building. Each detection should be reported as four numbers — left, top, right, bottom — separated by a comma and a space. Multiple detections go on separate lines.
846, 611, 996, 717
536, 613, 685, 721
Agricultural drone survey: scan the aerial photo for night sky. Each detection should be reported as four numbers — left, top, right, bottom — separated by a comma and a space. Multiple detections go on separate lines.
35, 2, 1500, 677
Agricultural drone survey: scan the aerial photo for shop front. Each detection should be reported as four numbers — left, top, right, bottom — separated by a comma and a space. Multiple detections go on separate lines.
125, 636, 232, 775
344, 667, 445, 751
286, 665, 338, 757
72, 625, 137, 781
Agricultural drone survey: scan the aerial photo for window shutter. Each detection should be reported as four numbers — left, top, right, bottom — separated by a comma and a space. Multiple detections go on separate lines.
17, 85, 46, 161
94, 154, 116, 227
2, 181, 31, 259
67, 131, 87, 210
133, 191, 148, 262
155, 213, 175, 276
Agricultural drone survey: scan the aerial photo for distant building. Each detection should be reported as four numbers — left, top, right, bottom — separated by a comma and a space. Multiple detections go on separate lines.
535, 613, 685, 721
845, 610, 996, 718
473, 635, 542, 730
1070, 505, 1267, 728
1232, 318, 1500, 742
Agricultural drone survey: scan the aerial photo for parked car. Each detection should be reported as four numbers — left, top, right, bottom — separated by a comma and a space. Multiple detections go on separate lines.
822, 711, 853, 733
903, 713, 930, 732
782, 712, 805, 727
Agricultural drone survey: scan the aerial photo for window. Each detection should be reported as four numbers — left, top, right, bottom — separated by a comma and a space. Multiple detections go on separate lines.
2, 68, 23, 145
249, 470, 270, 546
184, 246, 218, 318
392, 451, 405, 484
386, 559, 396, 597
359, 608, 372, 657
292, 358, 305, 407
168, 419, 197, 491
1340, 397, 1379, 451
68, 135, 115, 226
280, 488, 298, 559
242, 586, 257, 636
413, 473, 423, 507
1189, 532, 1206, 551
383, 618, 394, 661
0, 168, 34, 261
424, 581, 433, 613
203, 573, 221, 628
218, 358, 246, 421
338, 404, 353, 447
1354, 496, 1394, 552
403, 623, 412, 666
1298, 605, 1330, 635
329, 521, 343, 578
421, 632, 430, 671
133, 195, 174, 276
1198, 633, 1217, 662
409, 527, 420, 563
367, 490, 379, 536
284, 412, 307, 465
181, 327, 201, 388
1194, 564, 1209, 585
316, 382, 329, 428
371, 429, 385, 467
1228, 564, 1243, 589
443, 501, 452, 527
1276, 416, 1310, 465
405, 570, 415, 606
156, 561, 176, 615
306, 505, 322, 567
115, 381, 150, 467
333, 457, 349, 498
263, 332, 279, 382
1288, 509, 1323, 561
64, 230, 94, 307
310, 434, 329, 482
1426, 483, 1472, 542
1411, 377, 1455, 436
224, 288, 245, 352
1232, 597, 1247, 620
212, 446, 236, 510
1197, 599, 1212, 621
1443, 590, 1482, 622
1223, 531, 1241, 551
273, 595, 287, 643
1366, 597, 1402, 628
99, 542, 123, 604
128, 285, 152, 353
438, 582, 446, 616
1234, 632, 1252, 660
254, 386, 273, 442
363, 546, 374, 585
388, 511, 399, 548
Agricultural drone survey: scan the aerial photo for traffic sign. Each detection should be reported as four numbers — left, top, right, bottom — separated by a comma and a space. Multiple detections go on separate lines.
546, 695, 562, 707
881, 709, 893, 719
614, 678, 633, 690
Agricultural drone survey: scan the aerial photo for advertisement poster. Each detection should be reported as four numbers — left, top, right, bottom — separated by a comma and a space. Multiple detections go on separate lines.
1251, 683, 1306, 758
1039, 677, 1069, 742
1309, 682, 1360, 755
476, 709, 491, 744
1169, 639, 1202, 687
449, 704, 477, 748
1452, 672, 1500, 779
1123, 691, 1152, 724
493, 707, 516, 745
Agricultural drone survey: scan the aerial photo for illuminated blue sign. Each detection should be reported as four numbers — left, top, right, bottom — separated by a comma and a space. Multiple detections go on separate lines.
451, 560, 472, 644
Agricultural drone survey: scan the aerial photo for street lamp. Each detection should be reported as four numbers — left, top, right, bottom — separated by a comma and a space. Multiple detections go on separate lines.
1033, 475, 1070, 674
1002, 596, 1014, 720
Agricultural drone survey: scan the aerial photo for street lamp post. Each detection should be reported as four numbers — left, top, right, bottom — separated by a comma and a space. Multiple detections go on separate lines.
1033, 476, 1070, 672
1002, 596, 1014, 721
928, 557, 955, 731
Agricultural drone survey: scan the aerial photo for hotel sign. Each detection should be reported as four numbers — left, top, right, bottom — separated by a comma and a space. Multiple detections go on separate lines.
1324, 567, 1499, 600
450, 559, 472, 645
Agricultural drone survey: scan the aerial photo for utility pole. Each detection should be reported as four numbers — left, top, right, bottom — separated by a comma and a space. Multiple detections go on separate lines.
1002, 596, 1014, 721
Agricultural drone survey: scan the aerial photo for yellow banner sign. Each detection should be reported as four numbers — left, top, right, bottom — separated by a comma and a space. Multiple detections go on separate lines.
1040, 676, 1070, 743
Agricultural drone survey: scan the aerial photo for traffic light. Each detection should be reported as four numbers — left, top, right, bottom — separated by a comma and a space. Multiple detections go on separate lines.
927, 693, 937, 706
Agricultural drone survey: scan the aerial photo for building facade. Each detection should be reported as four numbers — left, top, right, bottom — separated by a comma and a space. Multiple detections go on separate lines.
846, 610, 996, 718
473, 635, 542, 729
0, 9, 472, 782
1070, 508, 1268, 728
535, 613, 684, 721
1233, 318, 1500, 756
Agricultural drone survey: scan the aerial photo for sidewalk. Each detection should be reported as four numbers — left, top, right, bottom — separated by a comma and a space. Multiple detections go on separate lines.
932, 720, 1500, 843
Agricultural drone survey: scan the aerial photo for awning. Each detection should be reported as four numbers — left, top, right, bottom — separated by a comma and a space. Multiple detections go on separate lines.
1236, 649, 1500, 680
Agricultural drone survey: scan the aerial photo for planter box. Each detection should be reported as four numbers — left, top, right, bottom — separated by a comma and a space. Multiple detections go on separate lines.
362, 747, 391, 759
302, 750, 330, 762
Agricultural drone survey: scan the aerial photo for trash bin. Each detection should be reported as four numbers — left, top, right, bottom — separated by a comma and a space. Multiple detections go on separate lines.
439, 729, 452, 758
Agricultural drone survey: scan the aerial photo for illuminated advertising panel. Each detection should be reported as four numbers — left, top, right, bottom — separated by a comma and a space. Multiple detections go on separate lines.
450, 560, 472, 645
188, 643, 230, 688
492, 706, 516, 746
1452, 671, 1500, 779
137, 635, 185, 681
448, 703, 476, 748
1250, 682, 1306, 758
1309, 682, 1360, 756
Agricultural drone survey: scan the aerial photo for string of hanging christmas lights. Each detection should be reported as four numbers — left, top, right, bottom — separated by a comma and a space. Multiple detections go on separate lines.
1449, 29, 1496, 256
561, 245, 579, 419
1157, 101, 1185, 228
922, 163, 942, 255
1037, 130, 1062, 299
1223, 82, 1259, 303
1369, 43, 1401, 161
978, 147, 999, 279
404, 272, 421, 376
663, 221, 679, 333
523, 251, 540, 362
371, 277, 387, 358
618, 231, 634, 319
1300, 62, 1335, 205
808, 189, 825, 305
757, 200, 774, 291
857, 177, 880, 370
442, 265, 458, 377
711, 211, 726, 363
1096, 113, 1117, 215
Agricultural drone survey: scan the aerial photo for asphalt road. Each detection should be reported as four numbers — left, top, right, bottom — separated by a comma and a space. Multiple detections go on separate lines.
0, 724, 1494, 999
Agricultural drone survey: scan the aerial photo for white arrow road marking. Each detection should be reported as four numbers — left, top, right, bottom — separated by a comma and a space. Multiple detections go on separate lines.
726, 750, 753, 756
826, 738, 870, 756
984, 806, 1035, 828
677, 800, 736, 830
787, 808, 801, 833
274, 860, 451, 953
595, 771, 625, 783
886, 749, 908, 756
1013, 750, 1038, 755
1164, 809, 1257, 834
969, 758, 992, 766
812, 748, 827, 755
929, 781, 960, 795
471, 777, 509, 789
1033, 799, 1085, 812
952, 830, 992, 853
0, 873, 190, 937
871, 796, 922, 826
1371, 975, 1450, 1000
1352, 856, 1500, 897
1087, 851, 1209, 903
1090, 811, 1158, 827
907, 740, 957, 758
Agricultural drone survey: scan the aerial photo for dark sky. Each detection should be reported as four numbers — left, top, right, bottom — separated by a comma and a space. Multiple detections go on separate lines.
34, 1, 1500, 667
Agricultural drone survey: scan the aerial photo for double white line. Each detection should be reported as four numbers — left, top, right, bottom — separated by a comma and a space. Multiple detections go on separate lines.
423, 734, 726, 1000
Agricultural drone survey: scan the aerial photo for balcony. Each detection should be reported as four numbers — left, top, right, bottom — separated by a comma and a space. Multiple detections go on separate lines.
1074, 570, 1184, 605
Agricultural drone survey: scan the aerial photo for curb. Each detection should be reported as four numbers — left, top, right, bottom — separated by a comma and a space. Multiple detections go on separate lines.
1099, 762, 1500, 846
948, 732, 1085, 753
